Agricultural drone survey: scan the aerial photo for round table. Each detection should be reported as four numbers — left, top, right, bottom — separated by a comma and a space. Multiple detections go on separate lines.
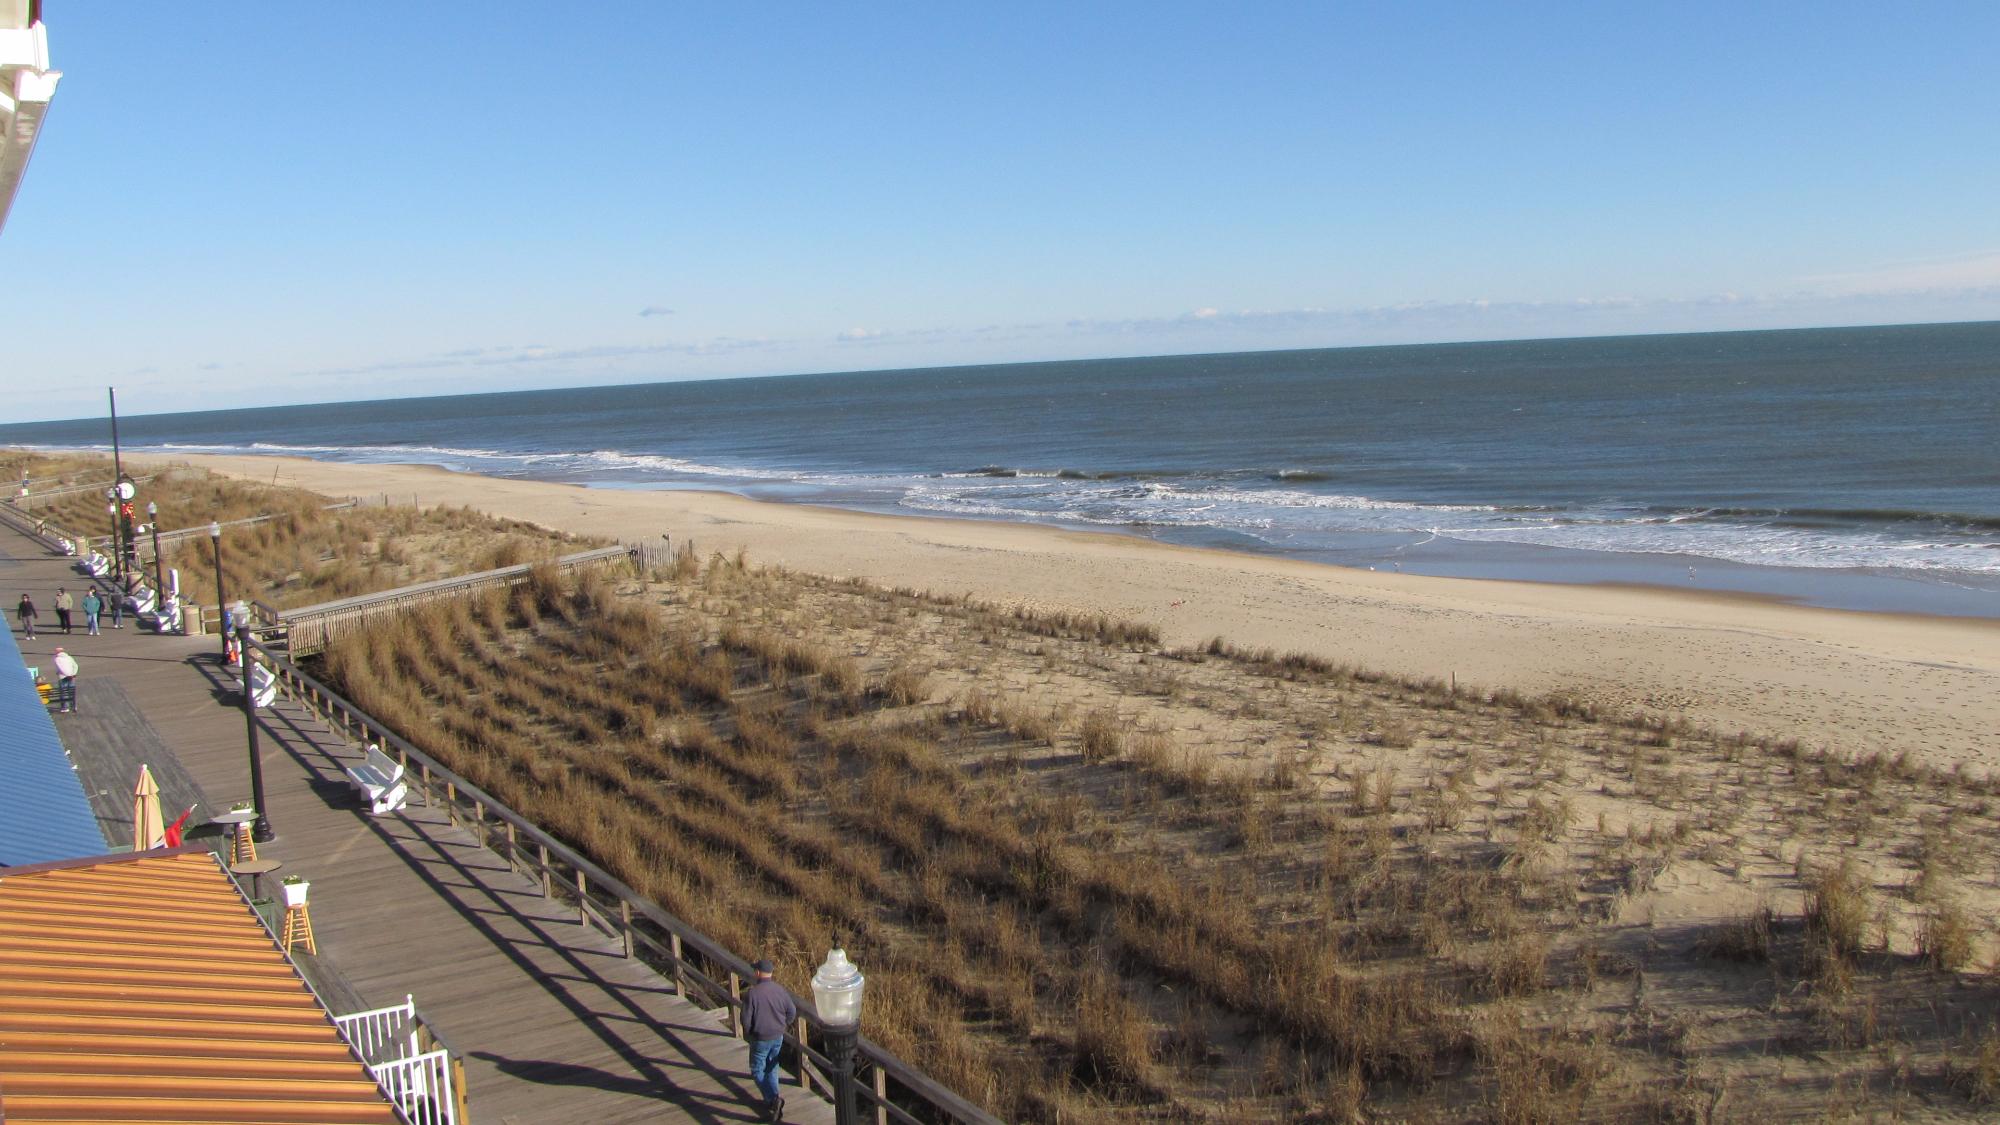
230, 857, 283, 901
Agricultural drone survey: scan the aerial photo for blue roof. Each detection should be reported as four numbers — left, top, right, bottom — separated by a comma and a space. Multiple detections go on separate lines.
0, 623, 107, 865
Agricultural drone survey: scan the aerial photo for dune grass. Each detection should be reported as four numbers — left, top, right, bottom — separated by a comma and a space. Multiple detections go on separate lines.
310, 547, 2000, 1121
10, 455, 594, 609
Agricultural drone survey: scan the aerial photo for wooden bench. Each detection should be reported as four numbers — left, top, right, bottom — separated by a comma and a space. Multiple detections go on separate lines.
233, 662, 279, 709
346, 743, 409, 816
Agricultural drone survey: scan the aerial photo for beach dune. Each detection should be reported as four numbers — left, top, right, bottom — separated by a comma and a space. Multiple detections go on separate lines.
148, 452, 2000, 775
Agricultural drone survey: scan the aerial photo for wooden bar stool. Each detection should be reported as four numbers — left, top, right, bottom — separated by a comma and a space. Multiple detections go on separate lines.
282, 901, 316, 955
233, 823, 259, 866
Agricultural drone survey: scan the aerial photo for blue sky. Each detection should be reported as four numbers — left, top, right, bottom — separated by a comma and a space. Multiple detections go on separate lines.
5, 2, 1999, 422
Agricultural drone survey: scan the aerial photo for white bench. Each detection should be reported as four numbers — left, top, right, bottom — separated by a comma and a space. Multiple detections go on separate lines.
346, 743, 409, 816
233, 662, 279, 709
130, 587, 158, 616
83, 553, 109, 577
145, 599, 184, 634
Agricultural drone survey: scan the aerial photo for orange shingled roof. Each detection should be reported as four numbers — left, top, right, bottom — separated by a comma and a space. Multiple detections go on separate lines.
0, 850, 402, 1125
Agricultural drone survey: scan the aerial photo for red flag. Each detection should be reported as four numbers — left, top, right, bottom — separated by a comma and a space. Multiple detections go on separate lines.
163, 807, 194, 848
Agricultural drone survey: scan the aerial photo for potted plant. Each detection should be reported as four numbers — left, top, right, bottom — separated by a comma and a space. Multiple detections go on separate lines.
281, 874, 309, 907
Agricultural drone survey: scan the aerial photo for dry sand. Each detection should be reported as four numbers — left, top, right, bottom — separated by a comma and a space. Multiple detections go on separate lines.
146, 452, 2000, 774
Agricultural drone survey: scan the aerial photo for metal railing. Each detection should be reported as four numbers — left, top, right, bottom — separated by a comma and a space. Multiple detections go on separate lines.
250, 636, 1001, 1125
374, 1049, 458, 1125
336, 996, 465, 1125
336, 995, 422, 1064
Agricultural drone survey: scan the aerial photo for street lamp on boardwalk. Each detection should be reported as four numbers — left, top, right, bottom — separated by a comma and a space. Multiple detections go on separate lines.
147, 501, 164, 595
811, 942, 866, 1125
209, 521, 228, 661
106, 493, 121, 581
235, 599, 274, 843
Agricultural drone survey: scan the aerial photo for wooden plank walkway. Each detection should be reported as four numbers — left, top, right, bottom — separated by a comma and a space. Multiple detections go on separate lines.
2, 524, 835, 1125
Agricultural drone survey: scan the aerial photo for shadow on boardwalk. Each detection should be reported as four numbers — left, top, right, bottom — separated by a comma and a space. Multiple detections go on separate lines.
3, 524, 832, 1124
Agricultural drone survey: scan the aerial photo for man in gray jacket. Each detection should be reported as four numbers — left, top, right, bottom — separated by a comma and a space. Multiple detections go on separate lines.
743, 958, 795, 1122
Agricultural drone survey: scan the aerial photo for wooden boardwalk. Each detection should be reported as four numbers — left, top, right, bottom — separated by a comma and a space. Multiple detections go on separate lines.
2, 523, 835, 1125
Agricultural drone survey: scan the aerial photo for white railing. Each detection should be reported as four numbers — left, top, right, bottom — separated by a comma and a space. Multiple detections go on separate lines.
372, 1049, 457, 1125
334, 995, 420, 1065
334, 995, 462, 1125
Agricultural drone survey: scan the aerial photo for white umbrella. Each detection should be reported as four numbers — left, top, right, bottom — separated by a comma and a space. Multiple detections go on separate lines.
132, 764, 165, 851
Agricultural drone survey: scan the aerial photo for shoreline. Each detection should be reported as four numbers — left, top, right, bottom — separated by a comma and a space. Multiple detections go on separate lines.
108, 451, 2000, 772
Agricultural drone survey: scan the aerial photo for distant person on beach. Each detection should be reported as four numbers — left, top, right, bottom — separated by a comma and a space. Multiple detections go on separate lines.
51, 647, 79, 712
742, 958, 795, 1122
81, 589, 102, 635
53, 587, 73, 634
15, 593, 36, 639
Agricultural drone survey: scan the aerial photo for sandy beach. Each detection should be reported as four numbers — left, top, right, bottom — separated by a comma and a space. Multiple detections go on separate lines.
140, 452, 2000, 775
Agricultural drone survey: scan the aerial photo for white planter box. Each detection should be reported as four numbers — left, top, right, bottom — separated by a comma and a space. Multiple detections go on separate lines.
282, 881, 309, 907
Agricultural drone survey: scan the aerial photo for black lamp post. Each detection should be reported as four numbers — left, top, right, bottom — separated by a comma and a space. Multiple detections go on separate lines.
209, 520, 228, 661
811, 943, 866, 1125
236, 599, 274, 843
117, 479, 138, 590
147, 501, 164, 595
106, 493, 122, 582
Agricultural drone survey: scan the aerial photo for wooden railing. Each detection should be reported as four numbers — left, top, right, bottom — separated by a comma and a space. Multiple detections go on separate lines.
6, 473, 158, 507
249, 637, 1001, 1125
274, 545, 630, 656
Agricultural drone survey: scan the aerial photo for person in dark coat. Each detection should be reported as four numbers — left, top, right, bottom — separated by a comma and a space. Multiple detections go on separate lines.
15, 593, 36, 639
742, 958, 796, 1121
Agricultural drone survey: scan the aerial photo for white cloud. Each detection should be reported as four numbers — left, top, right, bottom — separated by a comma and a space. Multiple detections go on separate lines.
639, 305, 676, 318
836, 327, 883, 342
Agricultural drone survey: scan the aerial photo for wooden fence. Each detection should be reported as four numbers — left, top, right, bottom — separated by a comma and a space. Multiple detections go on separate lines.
273, 546, 632, 656
249, 637, 1001, 1125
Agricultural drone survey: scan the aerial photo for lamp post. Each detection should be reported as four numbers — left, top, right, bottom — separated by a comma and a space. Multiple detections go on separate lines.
235, 599, 274, 843
106, 493, 121, 581
811, 942, 865, 1125
209, 521, 228, 661
147, 501, 164, 595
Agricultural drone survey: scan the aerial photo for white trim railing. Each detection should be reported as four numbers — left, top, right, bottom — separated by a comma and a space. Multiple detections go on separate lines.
372, 1049, 458, 1125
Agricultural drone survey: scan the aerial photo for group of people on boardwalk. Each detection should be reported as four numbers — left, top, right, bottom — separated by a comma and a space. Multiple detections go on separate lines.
19, 586, 121, 639
17, 582, 117, 714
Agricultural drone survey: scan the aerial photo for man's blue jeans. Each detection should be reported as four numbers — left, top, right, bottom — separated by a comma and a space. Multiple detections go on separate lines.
748, 1036, 784, 1106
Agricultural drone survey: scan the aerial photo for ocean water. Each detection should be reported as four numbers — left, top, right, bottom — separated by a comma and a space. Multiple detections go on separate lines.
6, 322, 1998, 616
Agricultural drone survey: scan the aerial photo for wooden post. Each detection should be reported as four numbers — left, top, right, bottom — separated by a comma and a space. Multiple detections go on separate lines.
506, 822, 518, 870
875, 1067, 888, 1125
795, 1017, 815, 1092
620, 900, 633, 957
450, 1054, 471, 1125
444, 781, 457, 825
575, 869, 588, 925
538, 844, 552, 898
669, 933, 685, 996
728, 973, 742, 1036
470, 802, 484, 849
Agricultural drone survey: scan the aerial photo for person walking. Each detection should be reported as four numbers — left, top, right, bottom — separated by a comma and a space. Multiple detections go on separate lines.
81, 589, 103, 635
53, 586, 73, 634
742, 958, 795, 1122
15, 593, 36, 639
51, 647, 79, 713
110, 587, 124, 629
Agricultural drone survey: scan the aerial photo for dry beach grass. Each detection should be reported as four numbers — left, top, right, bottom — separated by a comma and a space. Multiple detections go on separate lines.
316, 552, 2000, 1121
9, 453, 595, 609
